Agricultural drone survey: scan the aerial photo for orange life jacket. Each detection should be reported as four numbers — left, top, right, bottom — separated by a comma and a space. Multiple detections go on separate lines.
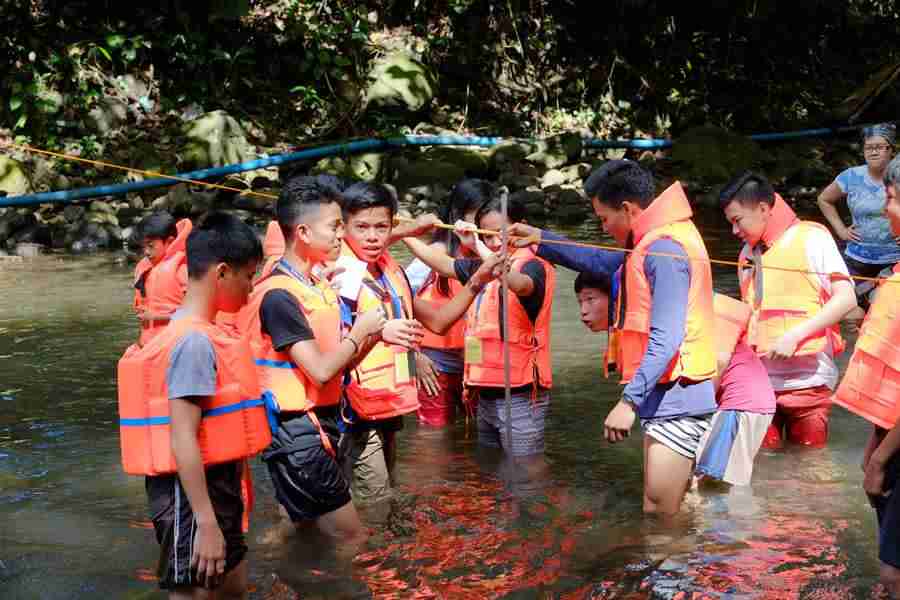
136, 219, 192, 345
417, 271, 466, 351
118, 315, 273, 477
240, 266, 343, 412
834, 266, 900, 429
713, 292, 752, 362
463, 248, 555, 389
610, 182, 717, 384
255, 221, 286, 284
738, 195, 845, 357
341, 242, 420, 420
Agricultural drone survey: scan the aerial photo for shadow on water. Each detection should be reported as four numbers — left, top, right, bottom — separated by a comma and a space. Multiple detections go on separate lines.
0, 214, 891, 598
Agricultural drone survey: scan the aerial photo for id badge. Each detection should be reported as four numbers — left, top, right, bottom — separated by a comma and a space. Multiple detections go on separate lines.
465, 336, 483, 365
394, 349, 414, 384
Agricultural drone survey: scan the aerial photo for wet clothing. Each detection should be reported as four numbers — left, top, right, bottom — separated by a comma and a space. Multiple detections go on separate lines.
476, 390, 550, 456
869, 429, 900, 569
642, 414, 711, 459
342, 427, 394, 502
717, 343, 776, 414
146, 462, 247, 590
762, 386, 832, 448
417, 370, 463, 427
834, 166, 900, 265
537, 230, 716, 420
695, 411, 773, 486
264, 406, 351, 521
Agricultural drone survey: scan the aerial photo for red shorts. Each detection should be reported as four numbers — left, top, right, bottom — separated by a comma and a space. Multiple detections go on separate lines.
762, 385, 832, 449
417, 372, 463, 427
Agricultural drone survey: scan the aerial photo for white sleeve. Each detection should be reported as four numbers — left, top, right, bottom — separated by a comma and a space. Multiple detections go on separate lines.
806, 227, 850, 295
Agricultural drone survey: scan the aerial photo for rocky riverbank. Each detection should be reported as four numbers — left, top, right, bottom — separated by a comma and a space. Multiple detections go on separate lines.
0, 110, 863, 258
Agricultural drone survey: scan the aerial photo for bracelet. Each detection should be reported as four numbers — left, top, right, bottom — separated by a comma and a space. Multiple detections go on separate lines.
468, 280, 485, 294
345, 336, 360, 354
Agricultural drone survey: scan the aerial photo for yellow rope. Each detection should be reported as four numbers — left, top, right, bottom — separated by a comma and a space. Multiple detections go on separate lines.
1, 140, 892, 285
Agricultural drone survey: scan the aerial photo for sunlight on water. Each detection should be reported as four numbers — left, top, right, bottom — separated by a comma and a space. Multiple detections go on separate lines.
0, 217, 889, 598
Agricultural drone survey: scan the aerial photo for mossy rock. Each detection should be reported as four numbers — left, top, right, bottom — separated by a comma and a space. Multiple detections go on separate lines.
671, 126, 764, 186
0, 156, 32, 196
488, 142, 537, 172
312, 153, 384, 182
180, 110, 257, 170
525, 133, 583, 170
421, 147, 490, 177
390, 157, 467, 189
365, 51, 436, 112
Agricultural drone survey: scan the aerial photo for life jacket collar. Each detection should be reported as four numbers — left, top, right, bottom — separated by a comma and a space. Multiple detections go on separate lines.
263, 221, 286, 257
631, 182, 693, 245
164, 218, 193, 260
757, 194, 799, 249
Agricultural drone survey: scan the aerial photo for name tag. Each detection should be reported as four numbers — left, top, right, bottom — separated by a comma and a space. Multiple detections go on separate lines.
465, 336, 483, 365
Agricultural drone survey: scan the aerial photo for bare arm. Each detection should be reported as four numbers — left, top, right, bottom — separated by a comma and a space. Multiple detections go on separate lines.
505, 266, 535, 297
288, 310, 385, 385
402, 237, 457, 279
817, 182, 852, 241
414, 254, 504, 334
170, 397, 225, 586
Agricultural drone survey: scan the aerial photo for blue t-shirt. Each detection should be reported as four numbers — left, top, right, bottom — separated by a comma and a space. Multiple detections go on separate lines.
835, 165, 900, 264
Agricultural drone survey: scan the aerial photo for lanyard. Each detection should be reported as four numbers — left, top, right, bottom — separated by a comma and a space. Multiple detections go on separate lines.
276, 259, 331, 305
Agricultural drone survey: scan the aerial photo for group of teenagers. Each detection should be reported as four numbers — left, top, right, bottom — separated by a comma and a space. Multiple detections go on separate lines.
120, 122, 900, 598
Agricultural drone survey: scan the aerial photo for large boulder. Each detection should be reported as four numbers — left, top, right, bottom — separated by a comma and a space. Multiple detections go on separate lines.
365, 51, 436, 113
312, 153, 384, 182
180, 110, 257, 170
0, 157, 32, 196
671, 126, 764, 186
389, 155, 467, 189
422, 147, 489, 178
525, 133, 583, 170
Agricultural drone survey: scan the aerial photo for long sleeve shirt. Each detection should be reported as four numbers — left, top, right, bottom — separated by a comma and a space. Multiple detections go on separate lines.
538, 230, 716, 420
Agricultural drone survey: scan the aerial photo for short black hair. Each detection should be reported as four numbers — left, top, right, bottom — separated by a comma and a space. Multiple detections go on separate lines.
574, 271, 611, 296
138, 211, 178, 241
583, 160, 655, 209
277, 175, 343, 241
340, 181, 397, 219
186, 212, 262, 280
315, 173, 351, 192
474, 188, 526, 227
718, 171, 775, 209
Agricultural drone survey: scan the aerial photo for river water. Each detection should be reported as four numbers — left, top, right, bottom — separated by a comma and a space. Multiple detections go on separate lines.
0, 212, 887, 599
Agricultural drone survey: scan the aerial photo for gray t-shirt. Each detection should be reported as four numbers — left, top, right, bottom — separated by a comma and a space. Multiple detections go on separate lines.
165, 317, 217, 401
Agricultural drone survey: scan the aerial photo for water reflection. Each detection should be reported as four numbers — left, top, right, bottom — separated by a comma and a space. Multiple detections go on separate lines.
0, 220, 889, 598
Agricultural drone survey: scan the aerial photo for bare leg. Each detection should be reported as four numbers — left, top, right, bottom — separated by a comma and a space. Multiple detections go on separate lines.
167, 559, 246, 599
316, 500, 368, 560
216, 559, 248, 600
880, 562, 900, 598
642, 435, 695, 516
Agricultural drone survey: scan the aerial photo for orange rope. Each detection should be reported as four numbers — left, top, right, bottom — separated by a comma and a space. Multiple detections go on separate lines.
1, 141, 892, 284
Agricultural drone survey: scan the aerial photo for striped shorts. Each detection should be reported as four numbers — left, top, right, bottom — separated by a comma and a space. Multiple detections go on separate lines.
477, 390, 550, 456
641, 414, 712, 460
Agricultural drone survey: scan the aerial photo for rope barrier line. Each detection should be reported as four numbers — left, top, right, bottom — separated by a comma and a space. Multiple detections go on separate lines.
2, 140, 894, 285
1, 142, 280, 201
393, 217, 894, 285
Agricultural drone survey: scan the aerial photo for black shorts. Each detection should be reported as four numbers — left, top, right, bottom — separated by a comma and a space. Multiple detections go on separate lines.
842, 254, 896, 311
146, 462, 247, 590
263, 406, 352, 522
871, 452, 900, 569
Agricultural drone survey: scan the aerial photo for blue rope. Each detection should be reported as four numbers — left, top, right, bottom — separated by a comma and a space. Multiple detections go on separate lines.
2, 124, 894, 207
